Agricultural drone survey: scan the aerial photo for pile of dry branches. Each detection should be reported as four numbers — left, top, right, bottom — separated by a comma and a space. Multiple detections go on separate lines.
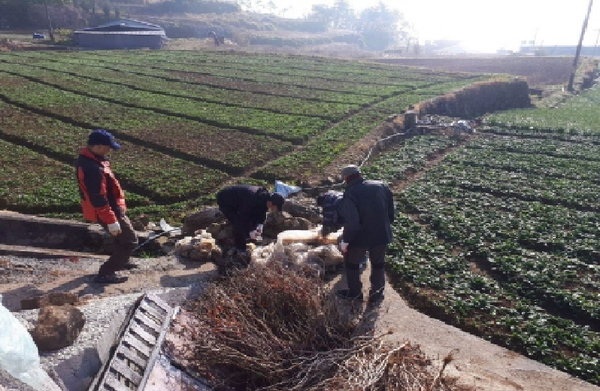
175, 261, 469, 391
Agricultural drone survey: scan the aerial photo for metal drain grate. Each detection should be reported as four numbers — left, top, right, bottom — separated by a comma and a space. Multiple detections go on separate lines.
90, 293, 177, 391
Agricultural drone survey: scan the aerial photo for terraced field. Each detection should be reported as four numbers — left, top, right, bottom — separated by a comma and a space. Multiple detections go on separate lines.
0, 49, 485, 217
2, 48, 599, 387
362, 84, 600, 386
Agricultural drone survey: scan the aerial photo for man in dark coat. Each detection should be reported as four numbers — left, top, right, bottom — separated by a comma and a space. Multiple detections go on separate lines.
337, 165, 395, 304
217, 185, 285, 253
76, 129, 138, 284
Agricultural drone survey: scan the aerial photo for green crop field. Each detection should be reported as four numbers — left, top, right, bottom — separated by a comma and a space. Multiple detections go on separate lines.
361, 84, 600, 385
0, 49, 484, 218
1, 47, 600, 386
0, 51, 600, 384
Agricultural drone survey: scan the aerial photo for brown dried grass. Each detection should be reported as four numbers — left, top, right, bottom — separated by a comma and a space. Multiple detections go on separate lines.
176, 261, 472, 391
416, 78, 532, 119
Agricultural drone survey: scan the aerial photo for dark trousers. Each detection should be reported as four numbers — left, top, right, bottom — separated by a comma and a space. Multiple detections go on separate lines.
98, 215, 138, 276
344, 244, 387, 297
219, 207, 248, 251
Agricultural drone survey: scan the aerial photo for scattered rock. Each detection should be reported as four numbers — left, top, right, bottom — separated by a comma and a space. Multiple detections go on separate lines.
31, 306, 86, 351
174, 230, 222, 262
307, 244, 344, 268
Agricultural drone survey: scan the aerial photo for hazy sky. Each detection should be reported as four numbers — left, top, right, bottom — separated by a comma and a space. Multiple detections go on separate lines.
277, 0, 600, 52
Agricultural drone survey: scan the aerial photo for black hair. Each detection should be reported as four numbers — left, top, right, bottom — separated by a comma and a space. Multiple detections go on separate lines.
269, 192, 285, 210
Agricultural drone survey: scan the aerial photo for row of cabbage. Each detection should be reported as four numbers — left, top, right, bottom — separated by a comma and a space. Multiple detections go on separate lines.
365, 131, 600, 384
485, 82, 600, 134
0, 50, 482, 217
81, 50, 464, 93
0, 63, 329, 144
0, 54, 362, 121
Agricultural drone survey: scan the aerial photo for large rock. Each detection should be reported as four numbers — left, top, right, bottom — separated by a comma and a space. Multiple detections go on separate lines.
282, 200, 321, 224
182, 207, 225, 236
31, 306, 86, 351
131, 214, 151, 231
21, 292, 79, 310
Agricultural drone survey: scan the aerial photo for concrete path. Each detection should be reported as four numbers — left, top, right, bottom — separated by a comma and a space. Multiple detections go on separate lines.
333, 267, 600, 391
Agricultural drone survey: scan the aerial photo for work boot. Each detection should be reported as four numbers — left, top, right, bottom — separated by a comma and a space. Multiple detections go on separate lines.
92, 274, 128, 284
345, 267, 362, 297
370, 264, 386, 299
368, 288, 385, 305
121, 262, 138, 270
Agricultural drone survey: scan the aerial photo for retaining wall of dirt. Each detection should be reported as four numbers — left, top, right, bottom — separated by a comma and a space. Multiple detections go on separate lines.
416, 78, 531, 118
0, 212, 99, 251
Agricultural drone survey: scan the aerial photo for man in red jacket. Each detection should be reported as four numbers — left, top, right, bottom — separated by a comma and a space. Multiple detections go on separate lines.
76, 129, 137, 284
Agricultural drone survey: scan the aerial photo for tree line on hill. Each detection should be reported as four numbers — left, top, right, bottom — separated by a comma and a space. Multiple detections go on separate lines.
0, 0, 239, 32
0, 0, 409, 51
238, 0, 410, 51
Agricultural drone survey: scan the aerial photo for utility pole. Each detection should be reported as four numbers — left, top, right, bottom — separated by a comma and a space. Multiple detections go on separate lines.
44, 0, 55, 42
593, 28, 600, 56
567, 0, 594, 92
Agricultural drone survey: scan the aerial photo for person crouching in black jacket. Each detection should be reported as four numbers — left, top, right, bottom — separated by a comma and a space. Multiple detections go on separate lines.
217, 185, 285, 253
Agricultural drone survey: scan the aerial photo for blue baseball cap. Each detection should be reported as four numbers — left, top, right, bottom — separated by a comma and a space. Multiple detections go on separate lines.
88, 129, 121, 150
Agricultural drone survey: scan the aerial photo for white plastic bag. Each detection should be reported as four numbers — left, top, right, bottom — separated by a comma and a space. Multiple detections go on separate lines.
0, 295, 62, 391
159, 218, 181, 235
274, 180, 301, 198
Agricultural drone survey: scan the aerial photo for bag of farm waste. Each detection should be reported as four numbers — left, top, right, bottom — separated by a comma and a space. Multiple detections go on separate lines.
0, 295, 62, 391
277, 226, 342, 245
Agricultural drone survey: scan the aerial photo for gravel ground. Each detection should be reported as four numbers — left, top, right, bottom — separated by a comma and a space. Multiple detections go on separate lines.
0, 255, 217, 391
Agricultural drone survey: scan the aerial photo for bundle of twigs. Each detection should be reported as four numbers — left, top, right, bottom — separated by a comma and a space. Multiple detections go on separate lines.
176, 261, 469, 391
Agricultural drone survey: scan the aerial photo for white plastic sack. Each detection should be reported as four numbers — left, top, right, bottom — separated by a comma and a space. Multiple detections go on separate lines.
274, 180, 302, 198
277, 229, 320, 245
0, 295, 62, 391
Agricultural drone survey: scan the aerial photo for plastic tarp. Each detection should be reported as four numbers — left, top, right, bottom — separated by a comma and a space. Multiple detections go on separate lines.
274, 180, 302, 198
0, 295, 62, 391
